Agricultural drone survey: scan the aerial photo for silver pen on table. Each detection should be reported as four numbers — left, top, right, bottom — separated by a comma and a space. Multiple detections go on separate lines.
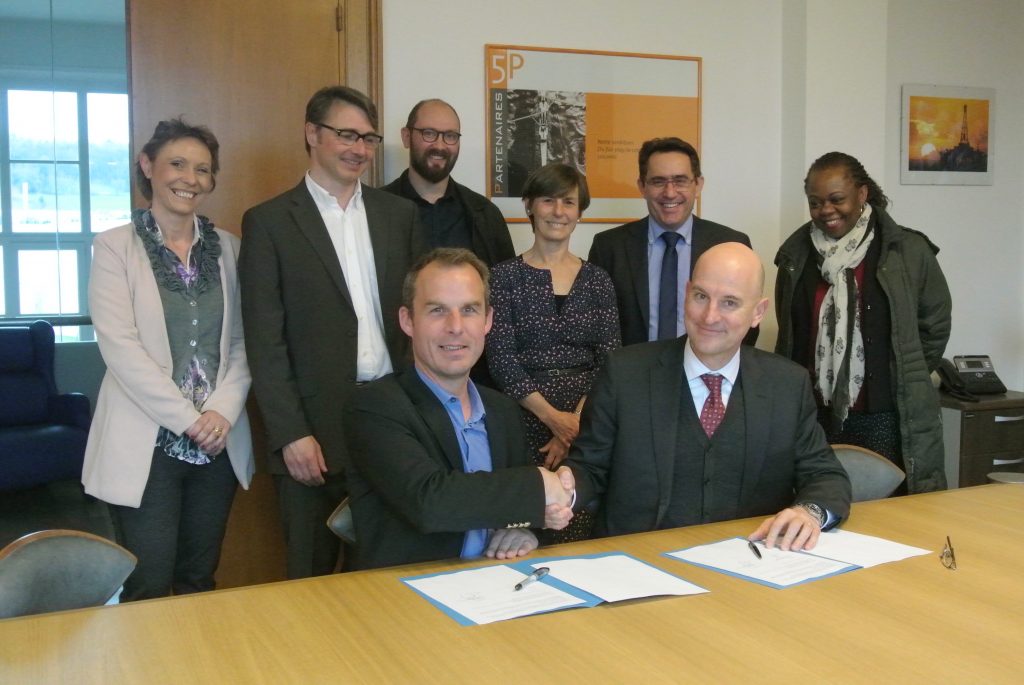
514, 566, 550, 591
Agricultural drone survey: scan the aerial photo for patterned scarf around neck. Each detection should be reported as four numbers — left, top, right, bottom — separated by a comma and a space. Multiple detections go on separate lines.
132, 208, 223, 464
810, 204, 874, 430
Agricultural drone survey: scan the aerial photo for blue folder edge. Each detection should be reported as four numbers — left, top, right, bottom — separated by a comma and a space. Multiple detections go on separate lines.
401, 550, 678, 626
662, 536, 861, 590
401, 561, 599, 627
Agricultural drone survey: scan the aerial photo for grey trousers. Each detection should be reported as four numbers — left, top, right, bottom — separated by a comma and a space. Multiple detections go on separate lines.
111, 446, 238, 601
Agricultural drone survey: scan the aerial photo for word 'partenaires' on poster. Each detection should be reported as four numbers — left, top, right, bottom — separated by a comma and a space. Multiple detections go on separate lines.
486, 45, 701, 223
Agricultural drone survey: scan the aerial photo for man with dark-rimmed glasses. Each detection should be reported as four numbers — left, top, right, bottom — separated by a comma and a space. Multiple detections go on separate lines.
384, 99, 514, 390
382, 99, 514, 269
589, 137, 756, 348
239, 85, 425, 578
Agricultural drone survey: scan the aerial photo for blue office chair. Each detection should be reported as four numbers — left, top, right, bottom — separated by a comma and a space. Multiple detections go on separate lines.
0, 321, 90, 492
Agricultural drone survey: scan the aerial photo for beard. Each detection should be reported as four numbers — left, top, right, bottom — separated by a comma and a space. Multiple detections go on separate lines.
410, 148, 457, 184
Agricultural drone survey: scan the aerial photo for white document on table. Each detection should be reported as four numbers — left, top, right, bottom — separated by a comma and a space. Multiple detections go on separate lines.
807, 529, 932, 568
667, 538, 856, 588
541, 553, 708, 603
403, 565, 588, 626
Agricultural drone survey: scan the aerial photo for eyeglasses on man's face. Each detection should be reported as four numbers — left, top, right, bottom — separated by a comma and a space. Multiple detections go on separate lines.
645, 175, 697, 191
410, 127, 462, 145
314, 123, 383, 148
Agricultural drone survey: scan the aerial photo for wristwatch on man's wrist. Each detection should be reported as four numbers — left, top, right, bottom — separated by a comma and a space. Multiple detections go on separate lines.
797, 502, 826, 527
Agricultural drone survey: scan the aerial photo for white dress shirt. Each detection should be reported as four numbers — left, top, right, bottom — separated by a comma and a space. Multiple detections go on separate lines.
683, 341, 741, 417
305, 173, 392, 381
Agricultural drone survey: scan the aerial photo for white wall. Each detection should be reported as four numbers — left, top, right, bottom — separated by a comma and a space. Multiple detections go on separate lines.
382, 0, 1024, 386
777, 1, 889, 345
381, 0, 786, 301
804, 1, 889, 182
884, 0, 1024, 388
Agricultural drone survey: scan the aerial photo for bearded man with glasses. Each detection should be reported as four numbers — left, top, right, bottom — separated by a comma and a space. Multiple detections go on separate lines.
382, 99, 514, 269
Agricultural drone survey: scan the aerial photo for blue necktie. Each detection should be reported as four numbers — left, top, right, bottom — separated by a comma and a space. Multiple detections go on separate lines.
658, 231, 681, 340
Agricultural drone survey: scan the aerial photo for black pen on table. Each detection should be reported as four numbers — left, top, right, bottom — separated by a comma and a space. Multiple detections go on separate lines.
514, 567, 550, 591
747, 540, 763, 560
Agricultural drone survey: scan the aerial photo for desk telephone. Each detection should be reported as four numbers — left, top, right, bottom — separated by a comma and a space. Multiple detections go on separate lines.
937, 355, 1006, 401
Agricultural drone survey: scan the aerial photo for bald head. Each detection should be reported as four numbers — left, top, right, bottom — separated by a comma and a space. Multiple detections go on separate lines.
693, 242, 766, 297
405, 98, 459, 130
684, 242, 769, 369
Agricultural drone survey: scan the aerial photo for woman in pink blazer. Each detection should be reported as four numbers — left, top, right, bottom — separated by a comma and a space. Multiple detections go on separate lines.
83, 119, 253, 600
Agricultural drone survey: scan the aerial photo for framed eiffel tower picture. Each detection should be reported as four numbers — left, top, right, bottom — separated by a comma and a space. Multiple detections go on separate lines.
901, 84, 994, 185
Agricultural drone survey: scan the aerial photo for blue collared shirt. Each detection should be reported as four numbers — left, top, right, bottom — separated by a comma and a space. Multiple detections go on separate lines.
647, 214, 694, 341
415, 367, 493, 558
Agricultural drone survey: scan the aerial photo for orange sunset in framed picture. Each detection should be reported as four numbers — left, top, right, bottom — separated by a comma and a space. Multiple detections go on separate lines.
909, 97, 988, 170
901, 85, 994, 185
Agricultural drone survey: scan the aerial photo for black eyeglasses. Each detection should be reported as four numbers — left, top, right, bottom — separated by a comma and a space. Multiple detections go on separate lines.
940, 536, 957, 570
314, 123, 383, 148
410, 127, 461, 145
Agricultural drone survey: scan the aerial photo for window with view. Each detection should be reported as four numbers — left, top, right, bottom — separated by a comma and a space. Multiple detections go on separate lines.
0, 1, 129, 341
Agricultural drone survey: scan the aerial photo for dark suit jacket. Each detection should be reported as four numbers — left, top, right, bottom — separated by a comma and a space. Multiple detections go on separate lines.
566, 339, 851, 537
381, 172, 515, 267
239, 180, 425, 476
342, 369, 546, 570
588, 216, 756, 346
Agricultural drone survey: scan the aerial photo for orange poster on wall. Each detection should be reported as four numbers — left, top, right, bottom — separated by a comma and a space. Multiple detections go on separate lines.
486, 45, 701, 223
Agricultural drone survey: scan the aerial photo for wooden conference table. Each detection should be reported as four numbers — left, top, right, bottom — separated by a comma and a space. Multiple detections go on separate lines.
1, 485, 1022, 684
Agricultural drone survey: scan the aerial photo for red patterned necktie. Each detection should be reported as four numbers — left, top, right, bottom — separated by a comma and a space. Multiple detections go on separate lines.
700, 373, 725, 437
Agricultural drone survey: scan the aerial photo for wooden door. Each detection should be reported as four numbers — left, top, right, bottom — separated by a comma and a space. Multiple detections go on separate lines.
128, 0, 381, 588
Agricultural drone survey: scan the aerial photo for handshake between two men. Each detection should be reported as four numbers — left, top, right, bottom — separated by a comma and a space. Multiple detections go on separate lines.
484, 466, 575, 561
340, 247, 850, 573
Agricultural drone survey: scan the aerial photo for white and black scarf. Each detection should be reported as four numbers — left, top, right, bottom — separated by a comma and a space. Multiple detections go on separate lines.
810, 205, 874, 429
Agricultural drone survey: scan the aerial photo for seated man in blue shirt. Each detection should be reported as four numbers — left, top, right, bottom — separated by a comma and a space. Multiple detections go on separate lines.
343, 248, 574, 570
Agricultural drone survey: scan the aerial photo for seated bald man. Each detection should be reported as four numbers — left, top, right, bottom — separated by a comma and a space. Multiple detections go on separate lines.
565, 243, 851, 550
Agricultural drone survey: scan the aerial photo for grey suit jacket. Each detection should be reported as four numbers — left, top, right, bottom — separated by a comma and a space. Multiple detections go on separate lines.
587, 216, 755, 347
343, 368, 545, 570
239, 180, 425, 475
566, 339, 851, 537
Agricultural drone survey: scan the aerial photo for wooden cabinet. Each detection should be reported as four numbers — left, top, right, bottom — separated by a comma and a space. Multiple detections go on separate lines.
941, 390, 1024, 487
